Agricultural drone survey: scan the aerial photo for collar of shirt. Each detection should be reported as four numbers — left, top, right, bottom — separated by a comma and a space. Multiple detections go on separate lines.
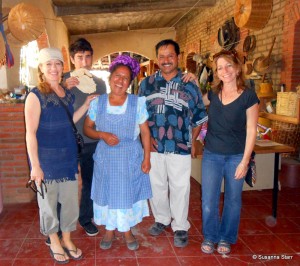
156, 68, 183, 83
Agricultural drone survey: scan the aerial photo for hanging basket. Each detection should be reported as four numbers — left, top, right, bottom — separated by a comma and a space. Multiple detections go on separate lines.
8, 3, 45, 43
234, 0, 273, 30
6, 32, 26, 47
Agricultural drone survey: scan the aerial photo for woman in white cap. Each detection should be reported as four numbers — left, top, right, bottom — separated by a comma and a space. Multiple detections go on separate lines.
24, 47, 95, 263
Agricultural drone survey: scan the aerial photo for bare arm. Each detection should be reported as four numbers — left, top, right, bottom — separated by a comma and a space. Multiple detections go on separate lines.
191, 125, 202, 159
182, 72, 199, 86
202, 93, 210, 106
139, 121, 151, 174
83, 115, 119, 146
24, 93, 44, 186
73, 94, 98, 123
235, 103, 259, 179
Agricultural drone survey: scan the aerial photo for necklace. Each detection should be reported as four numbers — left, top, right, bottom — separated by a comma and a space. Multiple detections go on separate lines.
221, 88, 242, 103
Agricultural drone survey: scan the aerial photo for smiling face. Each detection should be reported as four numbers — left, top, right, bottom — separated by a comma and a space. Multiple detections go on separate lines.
157, 44, 180, 80
39, 59, 63, 83
216, 57, 240, 85
109, 65, 131, 96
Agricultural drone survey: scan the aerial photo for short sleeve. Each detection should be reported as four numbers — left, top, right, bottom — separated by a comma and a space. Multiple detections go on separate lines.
138, 78, 147, 97
245, 89, 260, 109
136, 96, 149, 124
87, 97, 99, 121
189, 84, 207, 127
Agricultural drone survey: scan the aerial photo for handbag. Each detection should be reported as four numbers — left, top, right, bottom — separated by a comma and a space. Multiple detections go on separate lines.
226, 126, 257, 187
56, 96, 84, 155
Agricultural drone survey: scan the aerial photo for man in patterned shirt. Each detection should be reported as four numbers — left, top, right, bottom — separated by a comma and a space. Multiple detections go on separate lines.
139, 39, 207, 248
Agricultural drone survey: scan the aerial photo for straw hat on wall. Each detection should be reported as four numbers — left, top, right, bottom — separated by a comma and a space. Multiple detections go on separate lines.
8, 3, 45, 43
253, 56, 276, 74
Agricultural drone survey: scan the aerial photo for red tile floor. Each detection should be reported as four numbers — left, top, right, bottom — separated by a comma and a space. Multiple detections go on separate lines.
0, 177, 300, 265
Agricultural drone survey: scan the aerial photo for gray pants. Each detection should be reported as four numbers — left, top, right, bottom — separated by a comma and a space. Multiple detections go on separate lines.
37, 177, 79, 236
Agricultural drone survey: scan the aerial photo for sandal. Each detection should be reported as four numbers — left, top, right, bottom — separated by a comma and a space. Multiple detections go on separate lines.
63, 247, 83, 260
49, 247, 69, 264
217, 240, 231, 255
100, 231, 115, 250
201, 239, 215, 254
125, 236, 139, 251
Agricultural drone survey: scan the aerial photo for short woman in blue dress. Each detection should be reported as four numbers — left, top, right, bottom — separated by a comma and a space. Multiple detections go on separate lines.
84, 55, 152, 251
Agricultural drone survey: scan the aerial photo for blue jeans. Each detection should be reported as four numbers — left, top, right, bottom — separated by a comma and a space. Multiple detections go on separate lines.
201, 149, 244, 244
78, 142, 98, 226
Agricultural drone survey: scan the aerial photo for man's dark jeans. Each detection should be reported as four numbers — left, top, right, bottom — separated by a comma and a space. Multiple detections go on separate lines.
78, 142, 97, 226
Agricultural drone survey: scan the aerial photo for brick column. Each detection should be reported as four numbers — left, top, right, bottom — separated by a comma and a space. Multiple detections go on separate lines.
0, 103, 35, 203
281, 0, 300, 90
36, 32, 49, 50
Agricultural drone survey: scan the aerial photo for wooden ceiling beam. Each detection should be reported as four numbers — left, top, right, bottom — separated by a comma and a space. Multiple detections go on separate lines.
53, 1, 215, 16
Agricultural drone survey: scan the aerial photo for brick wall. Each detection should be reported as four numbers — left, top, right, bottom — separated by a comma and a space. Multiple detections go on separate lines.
0, 103, 35, 203
37, 32, 49, 50
176, 0, 289, 92
62, 46, 70, 73
281, 0, 300, 90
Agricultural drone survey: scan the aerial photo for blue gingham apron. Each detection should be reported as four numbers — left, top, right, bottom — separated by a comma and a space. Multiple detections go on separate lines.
91, 94, 152, 209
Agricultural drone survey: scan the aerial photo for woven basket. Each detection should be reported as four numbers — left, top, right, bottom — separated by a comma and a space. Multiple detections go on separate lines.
271, 121, 300, 157
276, 92, 299, 117
234, 0, 273, 30
8, 3, 45, 43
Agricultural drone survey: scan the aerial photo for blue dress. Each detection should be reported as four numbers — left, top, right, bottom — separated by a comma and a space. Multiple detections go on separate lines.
89, 94, 152, 232
29, 87, 78, 182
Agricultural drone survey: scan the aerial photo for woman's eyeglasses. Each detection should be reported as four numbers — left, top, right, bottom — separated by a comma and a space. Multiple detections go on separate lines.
26, 179, 47, 199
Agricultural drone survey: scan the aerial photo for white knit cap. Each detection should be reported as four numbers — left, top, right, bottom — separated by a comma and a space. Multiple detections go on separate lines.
38, 48, 64, 64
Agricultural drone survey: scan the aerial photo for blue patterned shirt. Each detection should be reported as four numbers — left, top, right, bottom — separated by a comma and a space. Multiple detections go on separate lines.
139, 70, 207, 155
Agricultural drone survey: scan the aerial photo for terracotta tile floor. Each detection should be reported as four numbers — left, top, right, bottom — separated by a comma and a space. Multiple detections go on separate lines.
0, 178, 300, 265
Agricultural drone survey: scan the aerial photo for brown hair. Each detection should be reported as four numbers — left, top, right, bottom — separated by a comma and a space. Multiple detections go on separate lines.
211, 50, 246, 94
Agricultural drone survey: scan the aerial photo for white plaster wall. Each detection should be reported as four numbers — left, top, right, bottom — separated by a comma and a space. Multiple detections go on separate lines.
0, 66, 7, 89
71, 28, 176, 63
2, 0, 69, 90
192, 154, 276, 191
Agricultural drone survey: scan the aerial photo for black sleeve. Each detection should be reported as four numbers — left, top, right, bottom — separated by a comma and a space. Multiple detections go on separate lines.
245, 89, 260, 109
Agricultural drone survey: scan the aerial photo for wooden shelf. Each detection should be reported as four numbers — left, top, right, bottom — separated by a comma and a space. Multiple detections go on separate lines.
259, 112, 300, 125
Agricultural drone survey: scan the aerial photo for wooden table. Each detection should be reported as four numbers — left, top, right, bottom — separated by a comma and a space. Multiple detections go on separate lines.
254, 142, 294, 219
195, 141, 295, 219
